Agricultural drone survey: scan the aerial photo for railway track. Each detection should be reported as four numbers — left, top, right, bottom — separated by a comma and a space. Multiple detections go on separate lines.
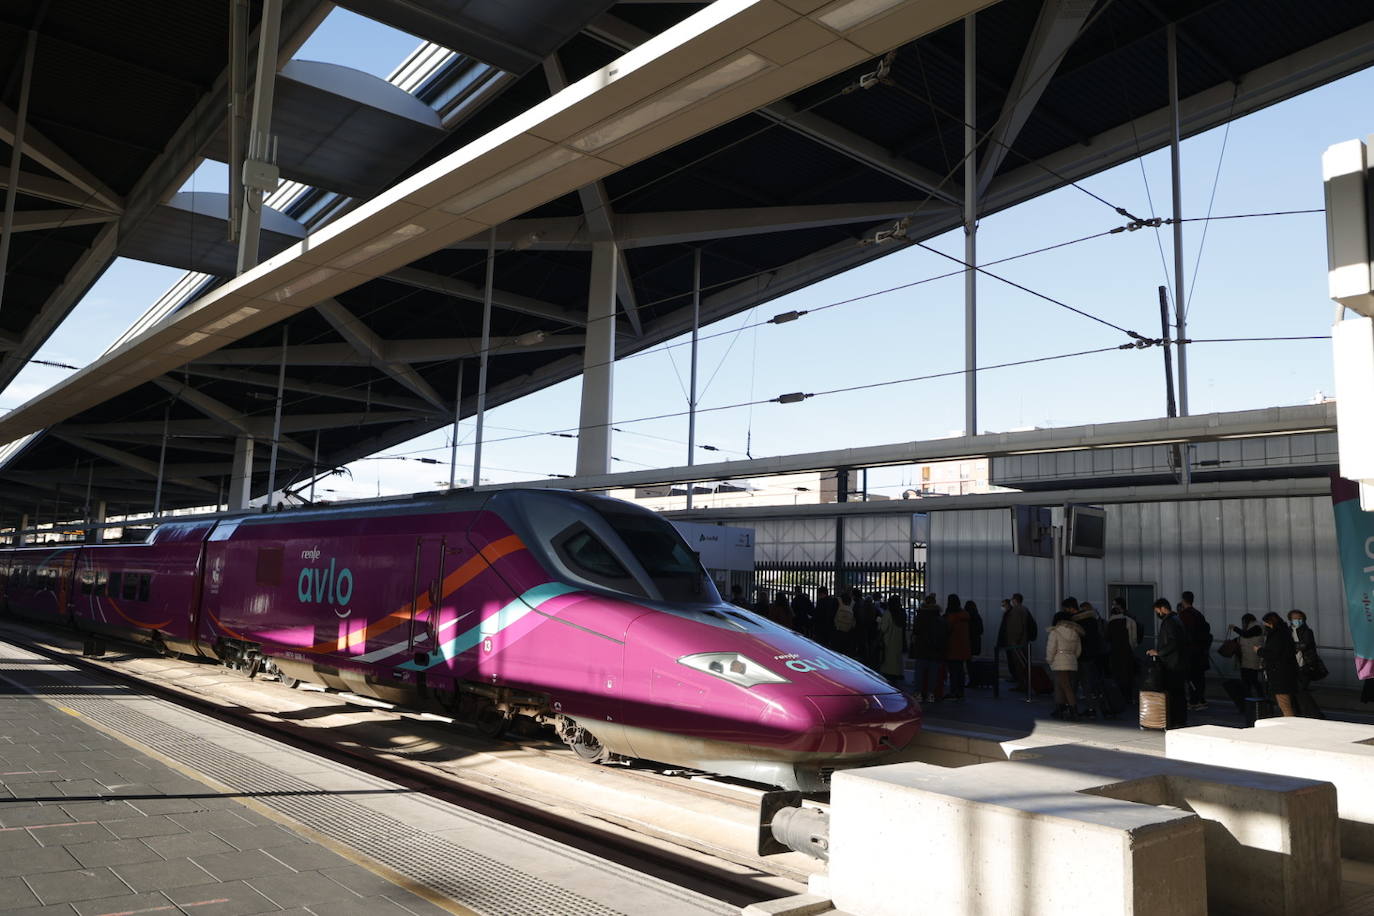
0, 619, 816, 907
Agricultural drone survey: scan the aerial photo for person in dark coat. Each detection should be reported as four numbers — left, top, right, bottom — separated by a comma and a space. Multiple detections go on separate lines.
996, 594, 1037, 691
909, 599, 947, 703
1286, 609, 1325, 718
1147, 598, 1188, 728
1105, 598, 1139, 707
965, 600, 984, 660
1257, 611, 1300, 716
813, 586, 837, 649
943, 599, 971, 701
767, 591, 794, 629
790, 588, 814, 638
1178, 591, 1211, 710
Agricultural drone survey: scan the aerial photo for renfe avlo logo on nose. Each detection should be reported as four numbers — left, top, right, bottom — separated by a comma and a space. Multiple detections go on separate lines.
298, 548, 354, 616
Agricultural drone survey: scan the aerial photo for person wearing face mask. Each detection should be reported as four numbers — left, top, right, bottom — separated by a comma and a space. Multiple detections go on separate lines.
1287, 610, 1327, 719
1146, 598, 1188, 728
1257, 612, 1301, 717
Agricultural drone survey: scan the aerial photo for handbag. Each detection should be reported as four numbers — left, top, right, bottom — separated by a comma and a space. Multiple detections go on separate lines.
1218, 637, 1239, 659
1306, 653, 1330, 682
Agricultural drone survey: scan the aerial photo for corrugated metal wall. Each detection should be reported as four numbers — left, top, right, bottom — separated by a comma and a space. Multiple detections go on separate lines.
688, 515, 915, 564
928, 497, 1357, 687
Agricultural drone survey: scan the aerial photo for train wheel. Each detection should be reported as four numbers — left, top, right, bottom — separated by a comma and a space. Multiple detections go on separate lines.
474, 705, 510, 739
566, 725, 612, 764
279, 675, 300, 689
150, 633, 171, 658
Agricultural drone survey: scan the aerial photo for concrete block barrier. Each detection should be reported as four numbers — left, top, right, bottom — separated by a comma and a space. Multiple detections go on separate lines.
1167, 718, 1374, 864
824, 744, 1339, 916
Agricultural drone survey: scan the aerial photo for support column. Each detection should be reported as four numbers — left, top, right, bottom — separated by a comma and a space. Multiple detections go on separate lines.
834, 468, 849, 593
91, 501, 106, 544
229, 435, 255, 510
1167, 23, 1188, 416
235, 0, 282, 274
0, 22, 38, 312
16, 513, 27, 547
686, 248, 701, 510
449, 365, 463, 490
265, 325, 287, 502
153, 403, 170, 518
473, 229, 494, 488
227, 0, 249, 242
576, 241, 618, 477
963, 13, 978, 437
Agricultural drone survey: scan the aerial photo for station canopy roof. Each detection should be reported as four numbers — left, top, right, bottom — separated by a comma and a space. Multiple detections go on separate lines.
0, 0, 1369, 519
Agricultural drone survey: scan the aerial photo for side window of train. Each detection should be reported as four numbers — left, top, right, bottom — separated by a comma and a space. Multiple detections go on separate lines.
256, 547, 283, 586
138, 574, 151, 602
124, 572, 140, 601
80, 571, 93, 595
553, 523, 645, 596
108, 571, 121, 599
94, 571, 107, 597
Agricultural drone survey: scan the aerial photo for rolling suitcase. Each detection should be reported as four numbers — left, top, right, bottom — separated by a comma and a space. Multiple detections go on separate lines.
1139, 658, 1167, 730
1029, 663, 1054, 696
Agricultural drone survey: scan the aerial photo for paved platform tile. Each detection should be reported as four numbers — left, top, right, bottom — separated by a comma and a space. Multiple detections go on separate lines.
68, 837, 167, 868
164, 879, 288, 916
112, 856, 217, 893
25, 867, 134, 905
194, 848, 297, 882
0, 875, 40, 911
142, 830, 236, 859
247, 871, 365, 908
0, 844, 79, 877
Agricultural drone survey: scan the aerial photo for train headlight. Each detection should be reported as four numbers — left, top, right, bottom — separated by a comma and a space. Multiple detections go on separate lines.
677, 652, 789, 688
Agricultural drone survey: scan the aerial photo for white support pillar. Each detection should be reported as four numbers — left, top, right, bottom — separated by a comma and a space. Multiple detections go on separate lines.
686, 247, 701, 510
229, 435, 255, 510
227, 0, 249, 242
91, 500, 106, 544
1167, 23, 1189, 417
473, 229, 494, 488
265, 325, 287, 503
577, 241, 618, 477
449, 365, 463, 490
153, 404, 170, 518
16, 512, 27, 547
963, 13, 978, 437
235, 0, 282, 274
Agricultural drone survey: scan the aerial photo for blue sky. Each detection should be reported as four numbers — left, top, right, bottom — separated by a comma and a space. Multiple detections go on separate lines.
0, 8, 1359, 501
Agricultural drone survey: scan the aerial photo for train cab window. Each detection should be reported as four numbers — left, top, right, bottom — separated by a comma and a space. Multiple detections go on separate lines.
80, 571, 93, 595
594, 508, 714, 603
554, 525, 645, 597
138, 574, 151, 602
94, 571, 107, 597
121, 573, 137, 601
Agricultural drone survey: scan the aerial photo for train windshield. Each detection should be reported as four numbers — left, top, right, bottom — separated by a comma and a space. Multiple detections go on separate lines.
593, 507, 711, 603
491, 490, 718, 605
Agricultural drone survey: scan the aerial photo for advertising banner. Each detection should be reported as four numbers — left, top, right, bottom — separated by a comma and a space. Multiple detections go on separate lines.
1331, 474, 1374, 680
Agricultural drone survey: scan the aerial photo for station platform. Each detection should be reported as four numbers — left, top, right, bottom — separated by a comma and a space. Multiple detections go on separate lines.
0, 639, 738, 916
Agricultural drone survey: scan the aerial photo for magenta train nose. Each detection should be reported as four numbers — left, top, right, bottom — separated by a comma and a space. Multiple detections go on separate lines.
0, 487, 920, 791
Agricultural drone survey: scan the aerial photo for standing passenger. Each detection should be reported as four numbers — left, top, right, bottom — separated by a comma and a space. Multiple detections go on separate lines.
1105, 598, 1139, 707
1147, 599, 1189, 728
943, 598, 971, 701
1287, 610, 1326, 719
1228, 614, 1265, 700
790, 588, 815, 638
768, 592, 794, 629
1258, 612, 1300, 717
833, 591, 857, 656
965, 599, 985, 663
997, 594, 1037, 691
1047, 611, 1083, 719
878, 603, 906, 685
814, 586, 837, 648
909, 600, 946, 703
1178, 591, 1212, 710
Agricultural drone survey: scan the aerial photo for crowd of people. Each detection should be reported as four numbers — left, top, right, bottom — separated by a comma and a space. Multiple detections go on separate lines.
731, 582, 1332, 728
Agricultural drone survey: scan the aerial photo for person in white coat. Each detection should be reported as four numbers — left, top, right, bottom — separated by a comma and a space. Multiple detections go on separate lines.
878, 600, 906, 685
1047, 611, 1084, 720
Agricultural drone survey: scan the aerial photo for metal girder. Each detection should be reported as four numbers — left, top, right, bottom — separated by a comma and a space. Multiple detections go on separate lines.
0, 106, 123, 212
51, 433, 218, 495
193, 333, 586, 366
151, 378, 315, 461
0, 171, 120, 211
976, 0, 1094, 197
182, 366, 431, 412
585, 13, 959, 206
384, 265, 585, 326
6, 208, 118, 232
615, 201, 937, 248
439, 218, 589, 251
63, 410, 430, 439
316, 299, 449, 412
0, 2, 331, 399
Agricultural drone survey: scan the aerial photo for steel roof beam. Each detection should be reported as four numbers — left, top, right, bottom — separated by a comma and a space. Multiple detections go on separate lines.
0, 170, 120, 211
586, 12, 958, 206
0, 106, 123, 212
615, 200, 940, 247
316, 299, 449, 412
151, 377, 315, 461
976, 0, 1094, 197
51, 433, 218, 495
383, 265, 586, 325
63, 409, 429, 440
194, 333, 586, 366
6, 208, 119, 232
181, 366, 432, 412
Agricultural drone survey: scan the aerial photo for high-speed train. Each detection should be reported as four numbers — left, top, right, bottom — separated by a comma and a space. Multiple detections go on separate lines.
0, 489, 920, 790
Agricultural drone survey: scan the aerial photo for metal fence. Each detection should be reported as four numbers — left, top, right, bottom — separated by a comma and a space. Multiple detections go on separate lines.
748, 561, 926, 605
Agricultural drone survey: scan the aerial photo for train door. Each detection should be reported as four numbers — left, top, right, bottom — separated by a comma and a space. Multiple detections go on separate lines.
409, 536, 450, 661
